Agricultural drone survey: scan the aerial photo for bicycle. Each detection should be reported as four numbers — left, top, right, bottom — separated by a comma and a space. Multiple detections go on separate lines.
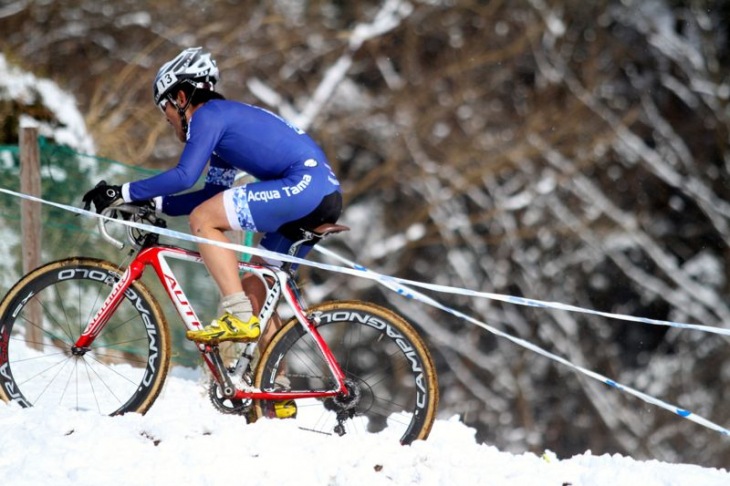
0, 203, 438, 444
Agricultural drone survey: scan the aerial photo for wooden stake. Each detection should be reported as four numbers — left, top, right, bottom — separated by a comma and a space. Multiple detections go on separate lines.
20, 124, 42, 349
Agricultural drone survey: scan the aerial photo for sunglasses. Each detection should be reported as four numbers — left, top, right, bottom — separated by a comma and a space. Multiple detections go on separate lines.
158, 98, 170, 113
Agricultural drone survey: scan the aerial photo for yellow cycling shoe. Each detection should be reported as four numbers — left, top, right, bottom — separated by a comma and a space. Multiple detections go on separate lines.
267, 375, 297, 419
186, 313, 260, 344
272, 399, 297, 419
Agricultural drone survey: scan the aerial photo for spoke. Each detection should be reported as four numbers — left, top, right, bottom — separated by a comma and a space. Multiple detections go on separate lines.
58, 357, 76, 407
21, 356, 73, 404
18, 312, 71, 347
85, 353, 144, 386
6, 346, 69, 364
104, 317, 138, 336
82, 357, 116, 413
52, 282, 77, 340
83, 359, 98, 412
358, 358, 407, 390
89, 350, 148, 367
91, 335, 150, 357
14, 356, 69, 387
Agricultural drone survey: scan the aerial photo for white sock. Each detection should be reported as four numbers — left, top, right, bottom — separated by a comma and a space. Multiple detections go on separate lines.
220, 292, 253, 321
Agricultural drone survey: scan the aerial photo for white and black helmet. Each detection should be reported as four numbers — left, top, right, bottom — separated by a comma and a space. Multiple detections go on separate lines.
153, 47, 219, 106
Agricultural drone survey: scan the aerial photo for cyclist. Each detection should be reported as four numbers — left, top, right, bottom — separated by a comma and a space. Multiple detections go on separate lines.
83, 47, 342, 351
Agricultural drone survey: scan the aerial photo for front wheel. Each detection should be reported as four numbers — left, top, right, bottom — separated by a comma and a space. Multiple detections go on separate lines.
253, 301, 439, 444
0, 258, 171, 415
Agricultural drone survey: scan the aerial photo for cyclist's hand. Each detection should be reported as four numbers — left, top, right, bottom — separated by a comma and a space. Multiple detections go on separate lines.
126, 199, 157, 219
131, 199, 155, 211
82, 180, 123, 214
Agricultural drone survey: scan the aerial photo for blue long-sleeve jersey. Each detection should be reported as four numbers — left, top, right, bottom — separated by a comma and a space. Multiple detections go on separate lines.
122, 100, 339, 216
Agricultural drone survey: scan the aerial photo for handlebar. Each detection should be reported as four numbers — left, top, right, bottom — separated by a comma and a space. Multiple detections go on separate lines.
98, 203, 166, 250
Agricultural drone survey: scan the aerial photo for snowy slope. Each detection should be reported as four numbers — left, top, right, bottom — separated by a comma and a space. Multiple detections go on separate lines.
1, 368, 728, 486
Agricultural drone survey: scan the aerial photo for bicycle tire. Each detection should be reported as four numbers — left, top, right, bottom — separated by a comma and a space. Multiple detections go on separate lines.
252, 300, 439, 444
0, 257, 171, 415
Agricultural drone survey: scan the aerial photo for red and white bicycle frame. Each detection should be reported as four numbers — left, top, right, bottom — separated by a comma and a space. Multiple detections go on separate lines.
73, 244, 349, 401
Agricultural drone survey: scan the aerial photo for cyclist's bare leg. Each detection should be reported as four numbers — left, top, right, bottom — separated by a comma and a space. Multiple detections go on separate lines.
188, 194, 260, 343
190, 196, 283, 352
189, 193, 245, 298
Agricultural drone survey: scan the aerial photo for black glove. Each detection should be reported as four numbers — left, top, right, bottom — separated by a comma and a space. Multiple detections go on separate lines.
82, 180, 123, 214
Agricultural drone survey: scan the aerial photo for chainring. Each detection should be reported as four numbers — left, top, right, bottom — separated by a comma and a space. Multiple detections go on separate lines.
208, 370, 253, 417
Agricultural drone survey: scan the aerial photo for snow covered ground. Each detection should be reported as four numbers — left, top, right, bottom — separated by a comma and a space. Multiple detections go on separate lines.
1, 367, 728, 486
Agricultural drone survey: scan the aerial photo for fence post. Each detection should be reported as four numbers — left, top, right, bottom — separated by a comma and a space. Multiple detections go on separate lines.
20, 122, 42, 349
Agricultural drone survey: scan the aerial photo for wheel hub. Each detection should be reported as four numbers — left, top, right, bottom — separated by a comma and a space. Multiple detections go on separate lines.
71, 346, 89, 356
324, 379, 363, 413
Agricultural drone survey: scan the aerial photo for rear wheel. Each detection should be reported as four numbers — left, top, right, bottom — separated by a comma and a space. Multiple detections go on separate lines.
0, 258, 171, 415
253, 301, 438, 444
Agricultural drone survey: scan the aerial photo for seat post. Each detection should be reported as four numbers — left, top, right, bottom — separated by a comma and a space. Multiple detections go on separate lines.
280, 224, 350, 275
281, 232, 317, 275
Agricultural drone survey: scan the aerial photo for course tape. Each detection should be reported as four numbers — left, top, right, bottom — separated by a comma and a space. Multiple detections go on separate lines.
315, 247, 730, 437
3, 186, 728, 436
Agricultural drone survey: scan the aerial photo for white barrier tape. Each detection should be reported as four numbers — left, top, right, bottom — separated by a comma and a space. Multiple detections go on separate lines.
381, 275, 730, 337
4, 186, 730, 336
315, 246, 730, 437
1, 187, 362, 274
3, 187, 729, 436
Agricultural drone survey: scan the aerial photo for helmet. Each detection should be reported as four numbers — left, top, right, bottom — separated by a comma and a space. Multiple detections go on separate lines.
153, 47, 219, 106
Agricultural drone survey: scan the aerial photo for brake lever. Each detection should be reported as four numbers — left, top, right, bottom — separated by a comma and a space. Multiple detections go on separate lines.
98, 204, 144, 250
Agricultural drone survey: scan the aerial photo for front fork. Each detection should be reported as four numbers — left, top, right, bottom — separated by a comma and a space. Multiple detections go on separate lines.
72, 260, 145, 353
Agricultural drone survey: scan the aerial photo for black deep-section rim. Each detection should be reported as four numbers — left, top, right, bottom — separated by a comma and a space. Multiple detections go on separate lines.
0, 259, 167, 415
255, 302, 437, 444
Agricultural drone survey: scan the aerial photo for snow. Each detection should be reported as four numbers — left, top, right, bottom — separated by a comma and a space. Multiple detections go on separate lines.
0, 53, 95, 155
1, 368, 728, 486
